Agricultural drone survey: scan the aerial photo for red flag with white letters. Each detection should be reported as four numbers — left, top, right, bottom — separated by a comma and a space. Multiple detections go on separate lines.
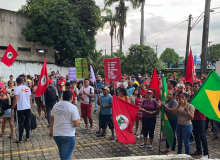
35, 58, 49, 97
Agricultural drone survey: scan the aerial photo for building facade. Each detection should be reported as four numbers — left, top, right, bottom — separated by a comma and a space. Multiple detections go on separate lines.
0, 9, 55, 63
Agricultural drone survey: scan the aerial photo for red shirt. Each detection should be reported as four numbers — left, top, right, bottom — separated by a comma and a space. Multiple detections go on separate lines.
190, 93, 206, 121
140, 89, 148, 96
70, 89, 76, 104
58, 80, 66, 91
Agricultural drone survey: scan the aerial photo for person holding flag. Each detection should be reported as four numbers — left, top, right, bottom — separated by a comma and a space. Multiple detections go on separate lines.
160, 91, 178, 154
163, 92, 195, 155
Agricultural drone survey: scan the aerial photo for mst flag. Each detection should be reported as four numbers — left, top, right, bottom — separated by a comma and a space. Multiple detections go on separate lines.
190, 71, 220, 122
161, 76, 174, 146
35, 58, 49, 97
113, 96, 139, 144
1, 44, 18, 67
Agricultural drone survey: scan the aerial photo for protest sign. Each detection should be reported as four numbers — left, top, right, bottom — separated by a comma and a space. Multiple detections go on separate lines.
69, 67, 84, 81
75, 58, 89, 79
104, 58, 121, 82
135, 98, 144, 121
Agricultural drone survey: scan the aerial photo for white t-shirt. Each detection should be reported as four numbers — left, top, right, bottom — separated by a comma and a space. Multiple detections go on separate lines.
14, 85, 31, 110
51, 101, 80, 136
79, 85, 94, 104
117, 82, 128, 88
73, 87, 79, 100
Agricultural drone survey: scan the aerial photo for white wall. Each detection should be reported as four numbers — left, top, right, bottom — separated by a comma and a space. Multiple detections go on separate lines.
0, 61, 69, 83
216, 59, 220, 76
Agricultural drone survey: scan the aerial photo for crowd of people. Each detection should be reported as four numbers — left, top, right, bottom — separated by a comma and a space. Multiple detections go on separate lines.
0, 70, 215, 159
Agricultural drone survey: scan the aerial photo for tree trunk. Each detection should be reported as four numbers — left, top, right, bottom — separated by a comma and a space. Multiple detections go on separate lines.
111, 35, 113, 56
140, 0, 145, 45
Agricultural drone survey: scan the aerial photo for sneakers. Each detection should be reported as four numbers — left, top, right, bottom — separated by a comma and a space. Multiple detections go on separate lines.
110, 136, 114, 140
139, 143, 147, 148
148, 145, 154, 151
190, 150, 202, 155
189, 141, 195, 145
136, 134, 144, 139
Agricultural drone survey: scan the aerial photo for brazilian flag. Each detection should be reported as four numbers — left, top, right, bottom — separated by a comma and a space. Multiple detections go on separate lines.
190, 70, 220, 122
161, 76, 174, 146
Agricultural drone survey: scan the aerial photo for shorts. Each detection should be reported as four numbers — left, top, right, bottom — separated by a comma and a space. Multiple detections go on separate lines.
58, 90, 63, 97
99, 114, 114, 129
3, 109, 13, 117
35, 97, 42, 106
80, 103, 92, 118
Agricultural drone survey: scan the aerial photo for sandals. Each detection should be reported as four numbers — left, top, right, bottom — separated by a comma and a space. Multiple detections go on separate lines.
97, 134, 106, 137
211, 136, 218, 140
96, 131, 101, 134
14, 140, 22, 143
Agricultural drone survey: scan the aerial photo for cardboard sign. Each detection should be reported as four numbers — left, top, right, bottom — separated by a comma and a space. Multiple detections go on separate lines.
104, 58, 121, 82
69, 67, 84, 81
135, 98, 144, 121
75, 58, 89, 79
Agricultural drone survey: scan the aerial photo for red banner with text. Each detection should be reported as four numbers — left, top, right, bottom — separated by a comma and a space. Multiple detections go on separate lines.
104, 58, 121, 82
135, 98, 144, 121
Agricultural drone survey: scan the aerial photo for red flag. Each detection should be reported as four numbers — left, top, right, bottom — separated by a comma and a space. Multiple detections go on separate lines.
113, 96, 139, 144
135, 98, 144, 121
35, 58, 49, 97
148, 67, 160, 92
104, 58, 121, 82
1, 44, 18, 67
185, 48, 196, 84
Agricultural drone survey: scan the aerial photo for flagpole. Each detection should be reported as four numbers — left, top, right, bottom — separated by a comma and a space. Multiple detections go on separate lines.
158, 109, 163, 154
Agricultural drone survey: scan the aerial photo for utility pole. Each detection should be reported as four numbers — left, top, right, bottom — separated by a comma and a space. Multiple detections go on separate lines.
154, 45, 158, 54
105, 49, 106, 55
201, 0, 211, 75
184, 14, 192, 76
140, 0, 145, 45
208, 41, 212, 65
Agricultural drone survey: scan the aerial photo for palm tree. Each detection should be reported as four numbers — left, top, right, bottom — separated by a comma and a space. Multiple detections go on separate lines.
105, 0, 139, 52
102, 8, 118, 56
139, 0, 145, 45
87, 49, 104, 75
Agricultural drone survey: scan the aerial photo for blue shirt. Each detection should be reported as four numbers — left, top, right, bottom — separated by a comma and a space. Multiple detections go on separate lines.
95, 80, 103, 94
126, 87, 135, 97
100, 94, 112, 115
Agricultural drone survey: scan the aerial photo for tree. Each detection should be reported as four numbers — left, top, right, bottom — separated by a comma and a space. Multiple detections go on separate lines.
209, 43, 220, 64
160, 48, 179, 68
102, 8, 118, 55
18, 0, 33, 14
87, 49, 104, 75
105, 0, 139, 52
70, 0, 104, 54
125, 44, 160, 75
21, 0, 97, 65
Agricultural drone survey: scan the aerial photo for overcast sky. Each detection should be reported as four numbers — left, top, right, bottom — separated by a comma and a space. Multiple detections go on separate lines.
0, 0, 220, 58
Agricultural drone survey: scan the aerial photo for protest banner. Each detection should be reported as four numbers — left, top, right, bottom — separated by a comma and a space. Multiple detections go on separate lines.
69, 67, 84, 81
104, 58, 121, 82
135, 98, 144, 121
75, 58, 89, 79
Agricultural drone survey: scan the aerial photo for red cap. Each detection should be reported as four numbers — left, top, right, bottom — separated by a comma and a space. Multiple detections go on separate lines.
61, 76, 64, 79
0, 89, 7, 94
48, 79, 53, 84
66, 74, 69, 77
147, 90, 153, 94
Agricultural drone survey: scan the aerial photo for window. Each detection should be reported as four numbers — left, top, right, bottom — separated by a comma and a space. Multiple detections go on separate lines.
36, 49, 48, 53
0, 46, 7, 50
18, 47, 31, 52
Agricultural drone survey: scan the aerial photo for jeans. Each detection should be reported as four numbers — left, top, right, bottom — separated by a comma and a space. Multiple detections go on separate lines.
95, 94, 99, 111
213, 120, 220, 137
16, 109, 31, 141
192, 120, 209, 156
176, 124, 193, 155
166, 117, 177, 151
46, 101, 56, 124
53, 136, 75, 160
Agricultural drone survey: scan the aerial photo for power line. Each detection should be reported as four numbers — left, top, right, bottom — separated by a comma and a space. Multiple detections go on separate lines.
192, 15, 204, 29
146, 20, 187, 41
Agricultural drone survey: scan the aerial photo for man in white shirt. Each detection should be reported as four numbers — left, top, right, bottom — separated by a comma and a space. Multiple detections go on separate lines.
12, 77, 32, 143
79, 79, 94, 132
49, 90, 80, 160
117, 77, 128, 88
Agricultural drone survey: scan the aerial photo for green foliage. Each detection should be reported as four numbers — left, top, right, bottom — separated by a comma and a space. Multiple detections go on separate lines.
160, 48, 179, 68
124, 44, 160, 75
18, 0, 33, 14
209, 43, 220, 64
87, 49, 104, 75
21, 0, 103, 66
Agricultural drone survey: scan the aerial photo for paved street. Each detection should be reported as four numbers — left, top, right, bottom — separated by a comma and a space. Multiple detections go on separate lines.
0, 101, 220, 160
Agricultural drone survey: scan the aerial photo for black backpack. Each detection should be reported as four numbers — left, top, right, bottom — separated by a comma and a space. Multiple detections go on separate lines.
30, 112, 37, 130
45, 86, 57, 102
